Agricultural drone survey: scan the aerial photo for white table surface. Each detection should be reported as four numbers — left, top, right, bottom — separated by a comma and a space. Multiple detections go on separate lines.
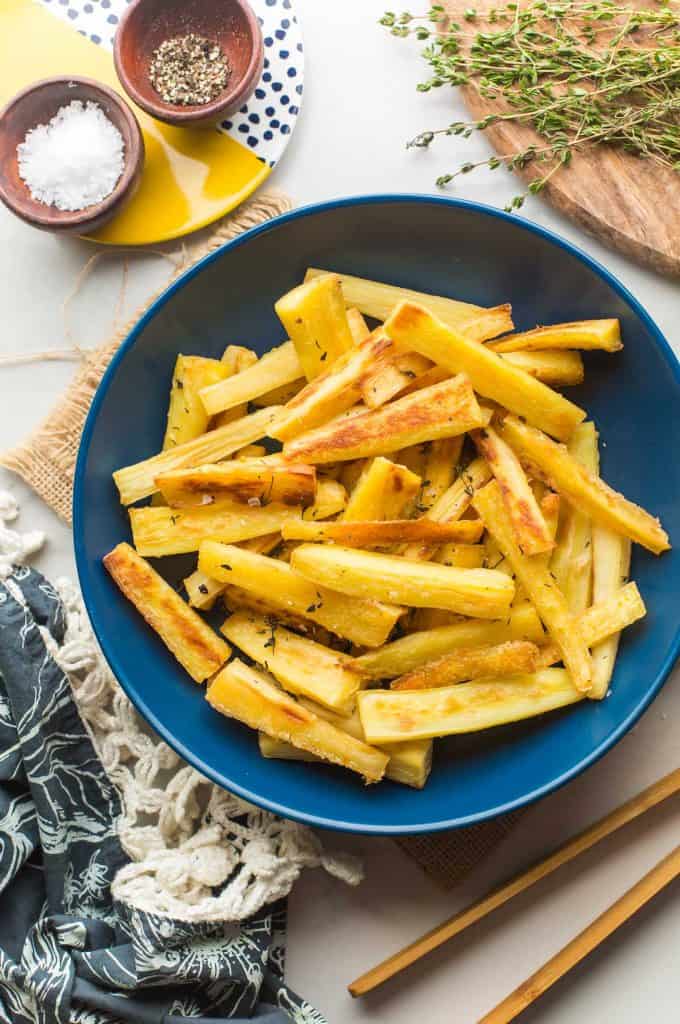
2, 2, 680, 1021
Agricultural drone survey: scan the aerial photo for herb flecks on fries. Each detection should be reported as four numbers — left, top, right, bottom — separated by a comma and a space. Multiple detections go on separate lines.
105, 268, 668, 788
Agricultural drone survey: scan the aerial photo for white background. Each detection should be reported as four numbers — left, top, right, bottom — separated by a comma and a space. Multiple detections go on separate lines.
1, 2, 680, 1021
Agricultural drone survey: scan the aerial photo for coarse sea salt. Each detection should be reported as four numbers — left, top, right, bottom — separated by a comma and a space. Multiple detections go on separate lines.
17, 100, 125, 212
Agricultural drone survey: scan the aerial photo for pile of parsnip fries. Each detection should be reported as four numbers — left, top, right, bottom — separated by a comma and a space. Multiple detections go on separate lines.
104, 270, 670, 790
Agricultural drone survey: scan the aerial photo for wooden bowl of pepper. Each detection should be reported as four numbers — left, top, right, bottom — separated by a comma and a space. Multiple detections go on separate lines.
114, 0, 264, 127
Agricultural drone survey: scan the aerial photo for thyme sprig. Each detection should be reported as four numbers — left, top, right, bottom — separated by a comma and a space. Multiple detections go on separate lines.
381, 1, 680, 210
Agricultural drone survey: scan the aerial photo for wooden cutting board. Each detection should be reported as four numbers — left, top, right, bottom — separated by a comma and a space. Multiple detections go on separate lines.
444, 0, 680, 277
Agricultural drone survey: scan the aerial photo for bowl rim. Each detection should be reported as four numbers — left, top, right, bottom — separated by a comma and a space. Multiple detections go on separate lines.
113, 0, 264, 125
0, 75, 144, 229
73, 194, 680, 835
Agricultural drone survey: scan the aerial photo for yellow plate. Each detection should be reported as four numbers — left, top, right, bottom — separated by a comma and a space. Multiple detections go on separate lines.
0, 0, 303, 244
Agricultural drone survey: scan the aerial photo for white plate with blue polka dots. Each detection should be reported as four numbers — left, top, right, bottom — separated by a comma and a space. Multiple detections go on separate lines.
0, 0, 303, 243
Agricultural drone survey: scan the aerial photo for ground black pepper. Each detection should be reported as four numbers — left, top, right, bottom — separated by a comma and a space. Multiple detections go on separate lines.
149, 34, 231, 106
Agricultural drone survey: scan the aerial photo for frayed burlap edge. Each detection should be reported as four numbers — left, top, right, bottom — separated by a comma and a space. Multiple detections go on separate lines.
0, 189, 293, 524
1, 184, 523, 888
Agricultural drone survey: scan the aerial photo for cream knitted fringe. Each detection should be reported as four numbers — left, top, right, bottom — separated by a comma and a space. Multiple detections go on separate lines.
0, 491, 362, 923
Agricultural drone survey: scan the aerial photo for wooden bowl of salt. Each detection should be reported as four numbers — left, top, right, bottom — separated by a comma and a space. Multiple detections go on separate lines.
0, 76, 144, 234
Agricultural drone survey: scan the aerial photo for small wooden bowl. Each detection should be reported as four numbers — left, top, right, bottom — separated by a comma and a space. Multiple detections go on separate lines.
0, 77, 144, 235
114, 0, 264, 127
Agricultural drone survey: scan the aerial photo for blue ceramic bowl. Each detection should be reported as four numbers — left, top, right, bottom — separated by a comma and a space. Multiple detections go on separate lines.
74, 196, 680, 834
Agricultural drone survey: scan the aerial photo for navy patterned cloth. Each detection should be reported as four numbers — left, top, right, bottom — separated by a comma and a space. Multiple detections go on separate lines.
0, 566, 324, 1023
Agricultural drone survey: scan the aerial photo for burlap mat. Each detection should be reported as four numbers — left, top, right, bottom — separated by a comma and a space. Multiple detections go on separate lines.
0, 189, 519, 888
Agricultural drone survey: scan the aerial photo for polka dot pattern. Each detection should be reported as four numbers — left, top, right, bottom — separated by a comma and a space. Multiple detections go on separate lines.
37, 0, 304, 168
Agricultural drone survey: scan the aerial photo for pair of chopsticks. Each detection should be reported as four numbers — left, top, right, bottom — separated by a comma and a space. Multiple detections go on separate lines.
349, 767, 680, 1021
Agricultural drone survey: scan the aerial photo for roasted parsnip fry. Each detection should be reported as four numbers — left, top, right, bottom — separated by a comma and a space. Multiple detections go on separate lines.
130, 500, 304, 557
221, 611, 366, 715
408, 609, 463, 631
473, 425, 554, 556
339, 459, 368, 495
381, 741, 433, 788
200, 342, 302, 417
213, 348, 259, 427
536, 580, 644, 669
133, 479, 345, 558
207, 660, 387, 783
185, 535, 282, 609
418, 437, 464, 512
199, 541, 402, 647
152, 356, 230, 506
499, 349, 584, 386
484, 531, 512, 578
188, 536, 296, 614
362, 349, 584, 409
401, 457, 492, 561
528, 489, 560, 591
342, 457, 421, 521
473, 480, 592, 692
392, 639, 540, 691
184, 569, 225, 611
221, 345, 259, 372
162, 356, 229, 450
550, 422, 598, 613
346, 307, 371, 344
275, 274, 355, 380
499, 415, 670, 554
319, 721, 432, 789
393, 443, 429, 478
354, 601, 544, 679
282, 375, 486, 464
590, 528, 632, 699
221, 584, 335, 642
251, 378, 306, 408
103, 543, 230, 683
269, 540, 299, 564
304, 478, 347, 519
423, 458, 492, 523
259, 734, 318, 762
235, 444, 269, 459
113, 406, 282, 506
434, 543, 486, 568
156, 460, 317, 509
489, 319, 622, 354
241, 533, 284, 554
305, 268, 514, 341
291, 544, 515, 618
358, 669, 581, 744
398, 364, 450, 399
540, 490, 561, 543
212, 404, 250, 428
270, 329, 394, 441
280, 518, 483, 547
360, 351, 434, 408
259, 732, 433, 789
384, 302, 585, 441
260, 700, 433, 788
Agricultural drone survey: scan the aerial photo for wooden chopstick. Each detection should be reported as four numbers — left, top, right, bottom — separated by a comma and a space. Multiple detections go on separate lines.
348, 766, 680, 998
479, 843, 680, 1023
